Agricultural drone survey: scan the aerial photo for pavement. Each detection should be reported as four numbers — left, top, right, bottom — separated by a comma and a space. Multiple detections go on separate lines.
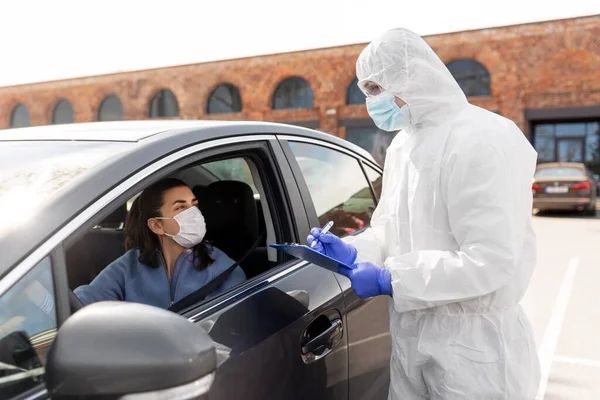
522, 209, 600, 399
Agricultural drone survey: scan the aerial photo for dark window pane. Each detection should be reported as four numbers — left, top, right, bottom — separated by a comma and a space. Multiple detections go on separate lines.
345, 126, 396, 166
98, 95, 123, 121
586, 135, 599, 162
288, 142, 376, 237
148, 89, 179, 118
535, 135, 556, 162
10, 104, 30, 128
555, 123, 586, 138
272, 77, 313, 110
0, 257, 56, 398
52, 100, 74, 124
586, 122, 599, 136
446, 59, 491, 97
535, 124, 554, 137
207, 84, 242, 114
346, 77, 366, 105
557, 140, 584, 162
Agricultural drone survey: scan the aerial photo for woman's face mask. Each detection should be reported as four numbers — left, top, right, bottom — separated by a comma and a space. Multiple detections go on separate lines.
366, 92, 410, 132
155, 206, 206, 248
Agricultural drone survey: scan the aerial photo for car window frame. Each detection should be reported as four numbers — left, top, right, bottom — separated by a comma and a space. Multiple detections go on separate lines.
277, 136, 382, 234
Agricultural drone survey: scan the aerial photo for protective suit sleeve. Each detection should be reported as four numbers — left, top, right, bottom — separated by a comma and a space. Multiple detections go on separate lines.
386, 139, 527, 313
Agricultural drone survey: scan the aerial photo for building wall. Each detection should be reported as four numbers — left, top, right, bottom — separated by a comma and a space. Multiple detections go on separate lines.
0, 15, 599, 140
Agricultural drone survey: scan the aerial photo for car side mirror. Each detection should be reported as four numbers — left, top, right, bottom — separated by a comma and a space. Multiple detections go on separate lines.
45, 302, 216, 399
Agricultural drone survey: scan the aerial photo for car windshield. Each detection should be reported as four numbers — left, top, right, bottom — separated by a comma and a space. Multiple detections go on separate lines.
0, 141, 132, 237
535, 167, 586, 178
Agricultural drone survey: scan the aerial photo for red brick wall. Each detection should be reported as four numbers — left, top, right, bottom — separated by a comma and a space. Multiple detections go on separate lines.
1, 15, 599, 137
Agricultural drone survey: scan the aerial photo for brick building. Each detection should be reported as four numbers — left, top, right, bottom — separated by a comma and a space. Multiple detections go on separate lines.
1, 15, 599, 169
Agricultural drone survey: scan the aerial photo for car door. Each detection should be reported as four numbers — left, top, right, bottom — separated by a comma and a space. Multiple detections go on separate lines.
171, 138, 349, 400
0, 134, 349, 400
279, 136, 391, 400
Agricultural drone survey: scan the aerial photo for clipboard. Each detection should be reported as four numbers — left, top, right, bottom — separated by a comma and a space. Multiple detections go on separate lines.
269, 244, 354, 272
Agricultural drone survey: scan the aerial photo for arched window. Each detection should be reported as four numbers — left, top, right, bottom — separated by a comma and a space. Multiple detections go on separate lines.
52, 99, 74, 124
272, 77, 314, 110
207, 84, 242, 114
148, 89, 179, 118
346, 77, 366, 105
446, 59, 491, 96
10, 104, 30, 128
98, 95, 124, 121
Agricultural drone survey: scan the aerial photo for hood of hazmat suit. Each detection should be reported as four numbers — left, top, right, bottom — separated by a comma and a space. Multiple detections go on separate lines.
344, 28, 541, 399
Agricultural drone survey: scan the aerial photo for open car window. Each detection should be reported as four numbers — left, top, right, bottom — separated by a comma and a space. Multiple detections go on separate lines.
66, 148, 286, 313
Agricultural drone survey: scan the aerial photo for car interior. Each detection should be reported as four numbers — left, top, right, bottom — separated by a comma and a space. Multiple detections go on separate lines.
65, 156, 279, 298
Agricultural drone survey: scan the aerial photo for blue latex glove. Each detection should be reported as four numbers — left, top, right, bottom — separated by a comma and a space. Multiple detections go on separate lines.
307, 227, 357, 266
337, 262, 393, 298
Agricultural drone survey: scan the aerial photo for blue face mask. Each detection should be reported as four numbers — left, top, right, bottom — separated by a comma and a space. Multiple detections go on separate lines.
366, 92, 410, 132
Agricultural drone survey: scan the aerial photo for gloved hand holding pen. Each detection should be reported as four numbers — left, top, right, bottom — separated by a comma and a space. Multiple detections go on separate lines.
306, 222, 357, 266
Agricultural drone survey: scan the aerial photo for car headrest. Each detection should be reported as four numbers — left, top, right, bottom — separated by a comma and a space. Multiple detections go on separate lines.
194, 181, 259, 260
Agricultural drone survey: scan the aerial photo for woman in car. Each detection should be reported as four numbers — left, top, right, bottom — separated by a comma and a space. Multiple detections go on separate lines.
74, 178, 246, 309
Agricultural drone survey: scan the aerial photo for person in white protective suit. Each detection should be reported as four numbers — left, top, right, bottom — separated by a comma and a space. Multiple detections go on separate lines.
308, 28, 541, 399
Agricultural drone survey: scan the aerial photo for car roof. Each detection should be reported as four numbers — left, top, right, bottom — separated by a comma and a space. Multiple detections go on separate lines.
0, 120, 378, 275
0, 120, 238, 142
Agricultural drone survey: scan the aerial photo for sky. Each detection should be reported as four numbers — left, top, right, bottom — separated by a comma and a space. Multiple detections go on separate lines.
1, 0, 599, 88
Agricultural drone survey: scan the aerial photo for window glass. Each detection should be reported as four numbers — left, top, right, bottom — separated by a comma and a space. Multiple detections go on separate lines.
586, 135, 599, 162
289, 142, 377, 237
207, 84, 242, 114
98, 95, 124, 121
345, 126, 396, 166
446, 59, 491, 97
535, 167, 586, 178
52, 100, 74, 124
364, 165, 383, 200
201, 158, 258, 194
10, 104, 30, 128
272, 77, 314, 110
555, 123, 586, 138
557, 140, 584, 162
346, 77, 366, 105
0, 257, 56, 397
148, 89, 179, 118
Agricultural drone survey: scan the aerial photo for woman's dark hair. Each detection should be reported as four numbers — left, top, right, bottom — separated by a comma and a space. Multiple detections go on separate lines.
124, 178, 213, 269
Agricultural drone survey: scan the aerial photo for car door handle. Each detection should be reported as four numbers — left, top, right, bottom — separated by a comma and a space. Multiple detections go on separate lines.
301, 319, 343, 355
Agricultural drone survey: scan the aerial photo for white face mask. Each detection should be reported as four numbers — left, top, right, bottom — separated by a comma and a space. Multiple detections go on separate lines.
155, 206, 206, 248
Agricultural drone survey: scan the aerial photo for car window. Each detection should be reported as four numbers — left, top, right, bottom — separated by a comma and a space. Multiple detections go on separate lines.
535, 167, 586, 178
0, 257, 57, 398
364, 164, 383, 200
66, 151, 284, 312
202, 158, 258, 194
288, 142, 377, 237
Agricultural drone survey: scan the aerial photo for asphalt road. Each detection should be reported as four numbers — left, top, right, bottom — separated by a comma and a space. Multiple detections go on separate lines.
522, 208, 600, 400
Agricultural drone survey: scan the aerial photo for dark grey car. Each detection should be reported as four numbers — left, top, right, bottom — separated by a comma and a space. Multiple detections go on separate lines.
0, 121, 390, 400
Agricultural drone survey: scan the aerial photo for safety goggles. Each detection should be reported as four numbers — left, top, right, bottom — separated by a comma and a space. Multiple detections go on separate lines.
357, 79, 385, 97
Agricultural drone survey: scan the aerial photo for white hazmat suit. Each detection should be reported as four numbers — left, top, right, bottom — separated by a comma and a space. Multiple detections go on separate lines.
345, 28, 541, 399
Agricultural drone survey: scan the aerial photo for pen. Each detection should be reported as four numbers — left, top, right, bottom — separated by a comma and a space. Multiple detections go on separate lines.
311, 221, 334, 248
